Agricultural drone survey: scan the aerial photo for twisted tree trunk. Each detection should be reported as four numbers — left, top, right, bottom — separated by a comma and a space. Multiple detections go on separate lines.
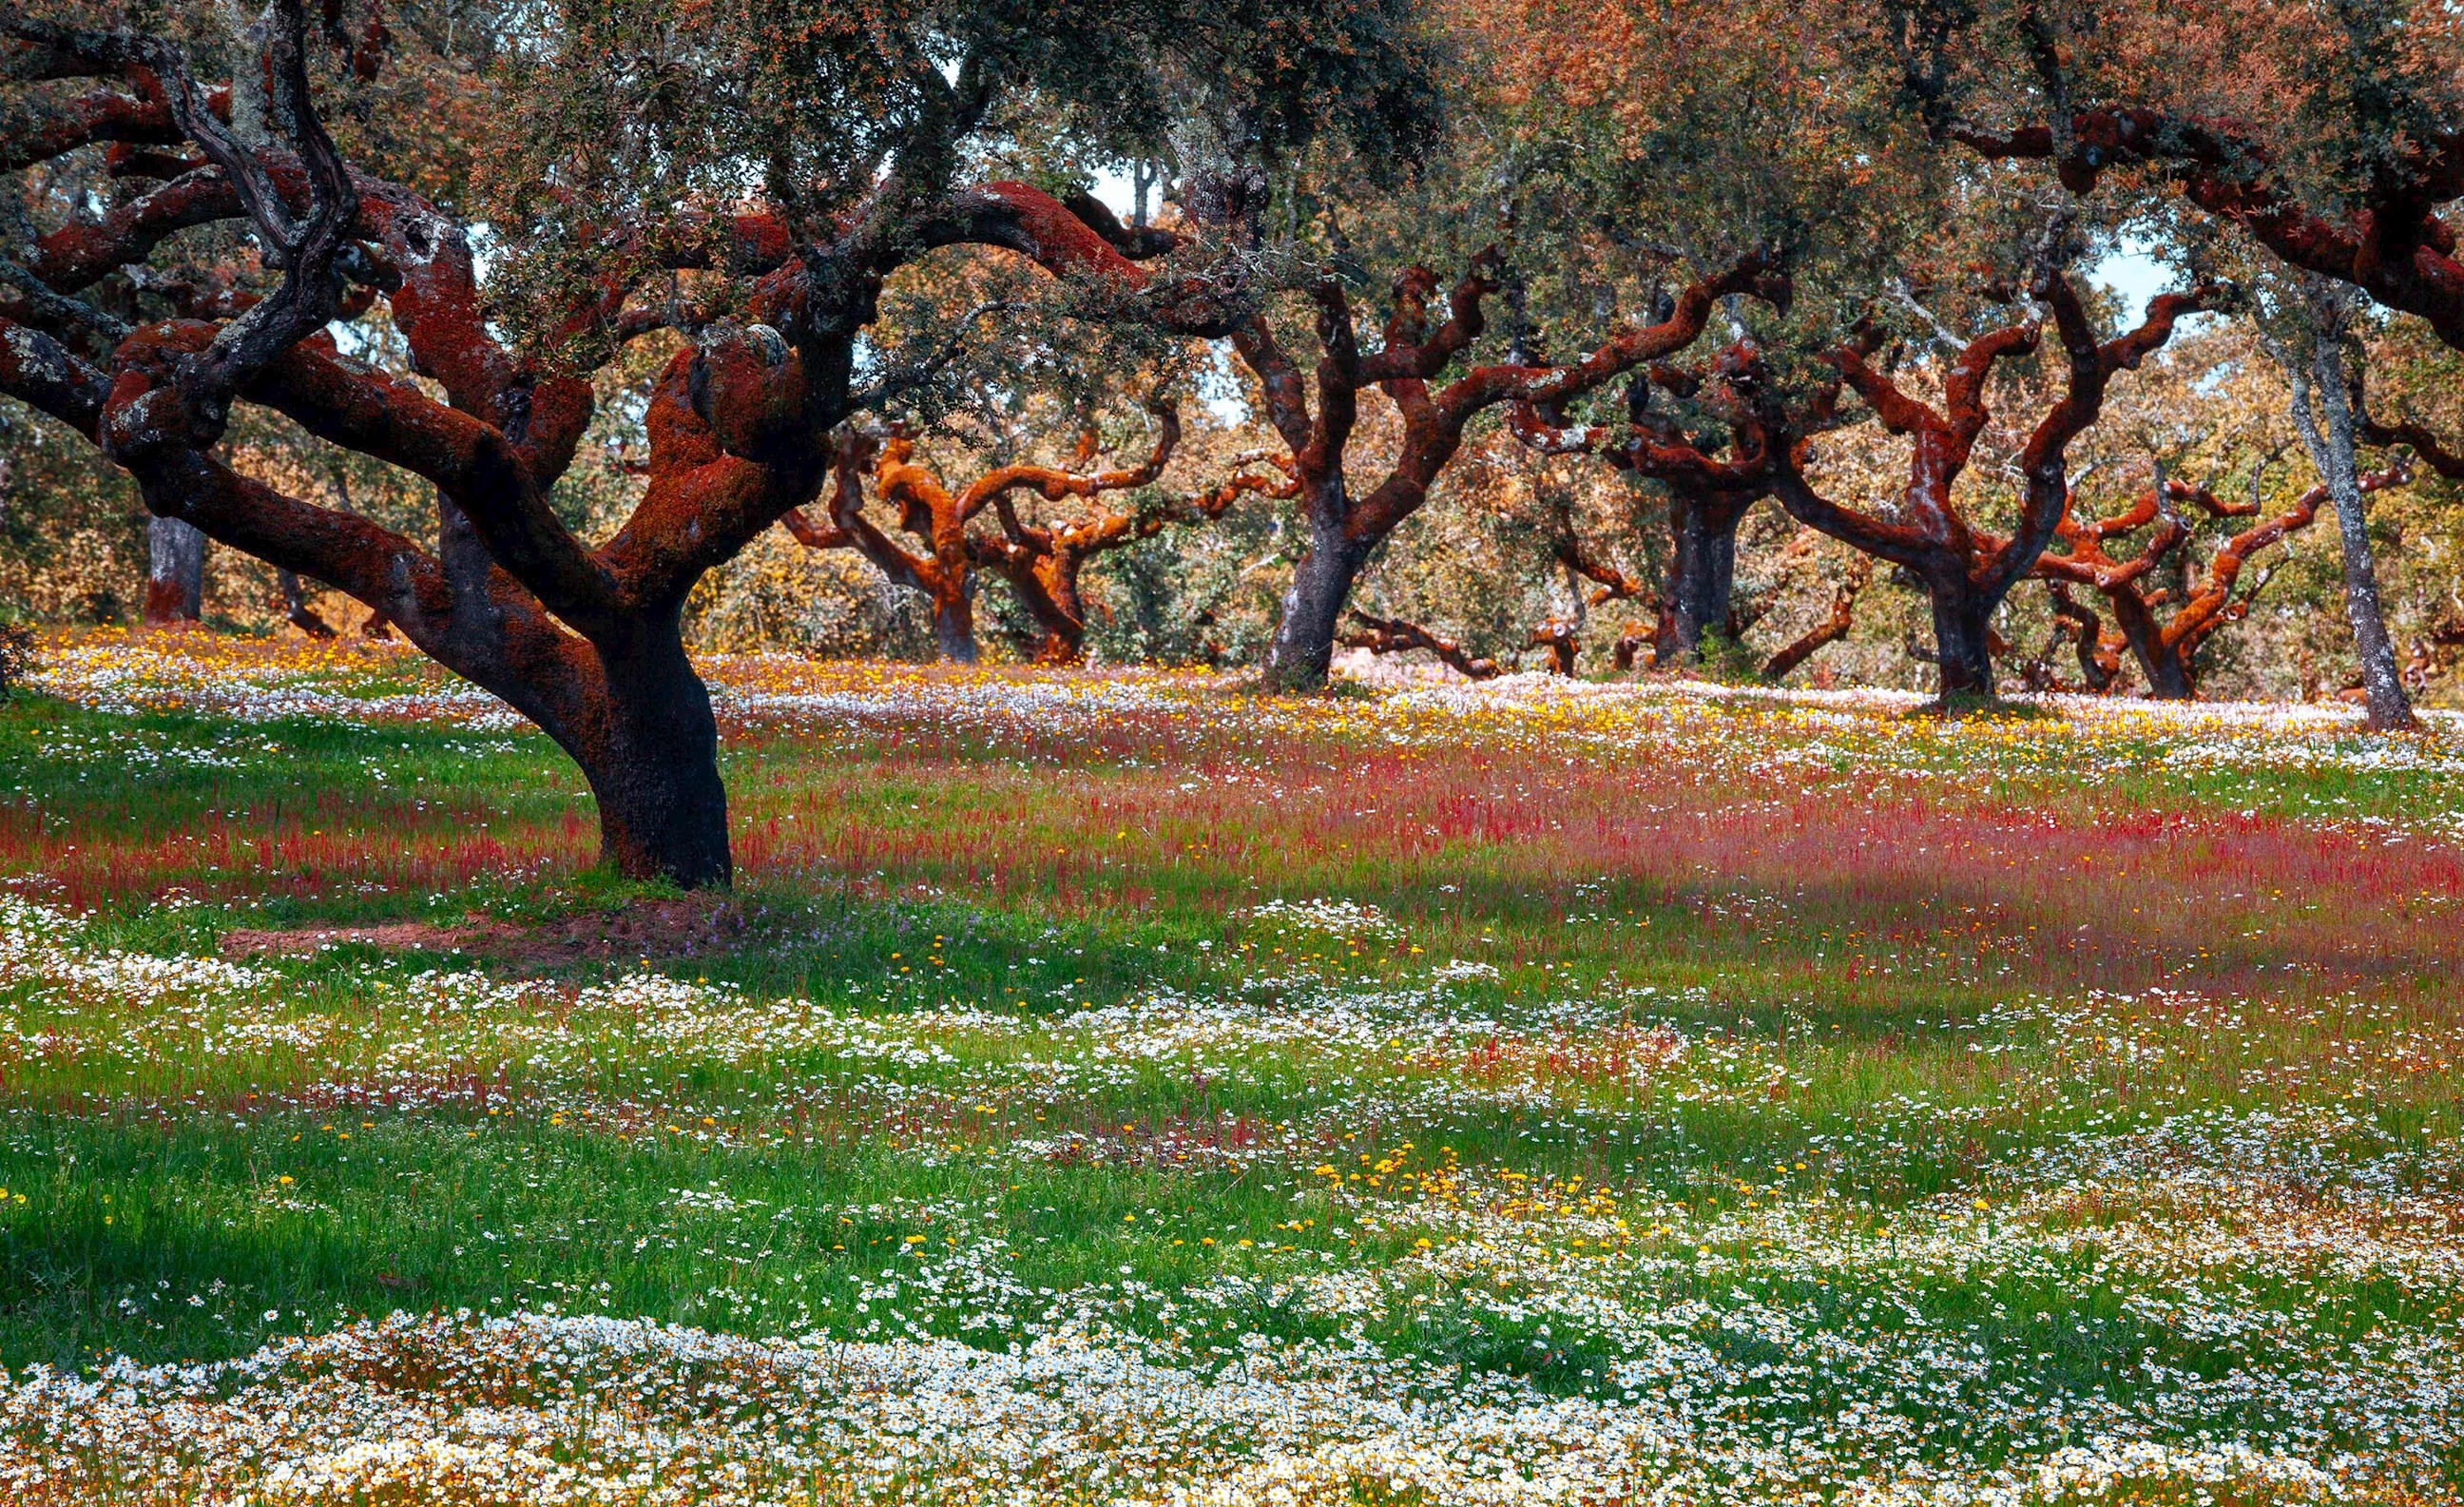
930, 582, 979, 665
569, 626, 731, 888
2104, 590, 2193, 699
1923, 573, 1997, 702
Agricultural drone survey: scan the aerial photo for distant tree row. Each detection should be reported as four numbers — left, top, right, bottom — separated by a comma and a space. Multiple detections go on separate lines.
6, 0, 2464, 884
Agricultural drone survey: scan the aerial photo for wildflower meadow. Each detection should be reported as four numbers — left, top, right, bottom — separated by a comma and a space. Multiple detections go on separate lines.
0, 629, 2452, 1503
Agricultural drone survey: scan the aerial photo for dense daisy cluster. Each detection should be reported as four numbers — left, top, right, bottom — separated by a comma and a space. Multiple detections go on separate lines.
0, 1306, 2377, 1506
28, 631, 526, 728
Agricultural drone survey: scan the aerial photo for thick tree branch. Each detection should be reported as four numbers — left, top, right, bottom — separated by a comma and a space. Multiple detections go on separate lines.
1340, 610, 1502, 679
1951, 106, 2464, 353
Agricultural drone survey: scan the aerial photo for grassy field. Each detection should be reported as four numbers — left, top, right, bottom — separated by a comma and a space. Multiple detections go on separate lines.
2, 628, 2462, 1503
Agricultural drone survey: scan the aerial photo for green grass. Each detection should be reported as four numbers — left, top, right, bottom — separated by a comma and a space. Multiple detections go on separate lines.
2, 649, 2462, 1497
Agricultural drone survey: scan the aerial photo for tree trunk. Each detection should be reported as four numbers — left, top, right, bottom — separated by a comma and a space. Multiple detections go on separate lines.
2276, 287, 2417, 732
1034, 553, 1088, 666
2325, 473, 2415, 730
1665, 495, 1740, 662
1925, 575, 1996, 705
1031, 626, 1082, 666
568, 627, 733, 888
932, 585, 979, 665
384, 504, 736, 890
1262, 506, 1369, 691
2105, 593, 2192, 699
144, 515, 206, 624
2139, 645, 2193, 700
138, 0, 255, 635
278, 569, 337, 638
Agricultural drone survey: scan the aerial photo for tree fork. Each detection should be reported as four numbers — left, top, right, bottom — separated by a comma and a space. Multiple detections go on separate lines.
1239, 249, 1788, 690
1, 5, 1248, 888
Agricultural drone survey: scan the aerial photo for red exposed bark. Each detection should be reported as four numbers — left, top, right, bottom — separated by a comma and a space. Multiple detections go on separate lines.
1526, 618, 1580, 675
1533, 509, 1661, 666
1511, 348, 1858, 667
778, 412, 1283, 665
1951, 109, 2464, 355
1552, 530, 1652, 610
2406, 615, 2464, 690
974, 431, 1296, 666
2036, 468, 2407, 698
1611, 618, 1657, 672
142, 515, 205, 624
0, 6, 1219, 886
1761, 557, 1872, 681
1768, 275, 2205, 703
1233, 248, 1789, 689
2031, 580, 2127, 694
1338, 610, 1502, 679
0, 73, 222, 174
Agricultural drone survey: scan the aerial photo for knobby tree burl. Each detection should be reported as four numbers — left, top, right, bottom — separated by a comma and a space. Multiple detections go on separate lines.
0, 1, 1251, 885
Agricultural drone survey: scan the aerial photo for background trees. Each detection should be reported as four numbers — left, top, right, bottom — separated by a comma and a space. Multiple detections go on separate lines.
5, 0, 2463, 744
0, 0, 1440, 885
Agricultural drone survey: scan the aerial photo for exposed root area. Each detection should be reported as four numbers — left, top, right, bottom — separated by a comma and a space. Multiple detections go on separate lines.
219, 896, 747, 971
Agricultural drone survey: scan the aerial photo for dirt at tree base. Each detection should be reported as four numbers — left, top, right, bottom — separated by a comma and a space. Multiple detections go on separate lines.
218, 895, 748, 972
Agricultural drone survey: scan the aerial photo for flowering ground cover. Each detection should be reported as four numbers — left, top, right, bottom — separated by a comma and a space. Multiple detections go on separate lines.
1, 629, 2461, 1503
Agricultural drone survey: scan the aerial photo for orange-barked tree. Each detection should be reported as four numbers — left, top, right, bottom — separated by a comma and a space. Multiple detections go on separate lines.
0, 0, 1439, 883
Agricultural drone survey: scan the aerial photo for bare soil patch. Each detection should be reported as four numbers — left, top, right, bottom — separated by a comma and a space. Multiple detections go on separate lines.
219, 895, 748, 971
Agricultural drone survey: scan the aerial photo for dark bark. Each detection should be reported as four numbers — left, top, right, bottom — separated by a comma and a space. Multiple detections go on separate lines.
1665, 493, 1743, 660
1768, 279, 2203, 706
1263, 499, 1370, 691
2323, 460, 2413, 730
1761, 560, 1867, 681
932, 587, 980, 665
276, 568, 336, 636
568, 627, 732, 889
2098, 589, 2189, 699
0, 9, 1359, 887
144, 514, 205, 623
2142, 648, 2193, 700
1341, 609, 1502, 679
1924, 573, 1996, 701
1234, 251, 1786, 692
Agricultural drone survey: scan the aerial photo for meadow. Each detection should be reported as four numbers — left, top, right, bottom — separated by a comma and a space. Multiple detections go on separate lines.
1, 629, 2461, 1504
